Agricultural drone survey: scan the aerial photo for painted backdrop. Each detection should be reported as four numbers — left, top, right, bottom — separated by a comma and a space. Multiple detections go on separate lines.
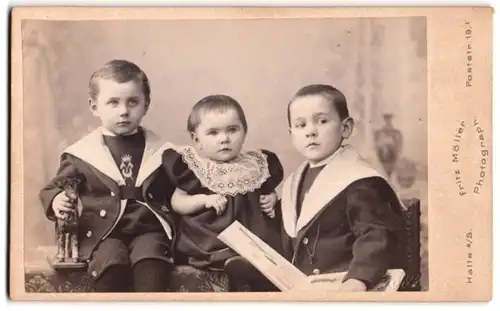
22, 17, 428, 287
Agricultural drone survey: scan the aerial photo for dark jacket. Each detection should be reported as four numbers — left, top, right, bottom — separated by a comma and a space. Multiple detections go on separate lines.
278, 145, 405, 289
39, 127, 177, 263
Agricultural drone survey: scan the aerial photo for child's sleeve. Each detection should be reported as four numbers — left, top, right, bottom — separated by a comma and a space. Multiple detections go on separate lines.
343, 177, 405, 289
38, 153, 81, 222
161, 148, 202, 194
260, 150, 284, 194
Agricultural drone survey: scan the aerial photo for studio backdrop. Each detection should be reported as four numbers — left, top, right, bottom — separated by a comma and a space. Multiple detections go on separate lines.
22, 17, 428, 288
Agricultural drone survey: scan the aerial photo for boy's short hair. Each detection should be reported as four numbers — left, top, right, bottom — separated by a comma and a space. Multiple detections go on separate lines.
187, 94, 248, 133
88, 59, 151, 104
287, 84, 349, 126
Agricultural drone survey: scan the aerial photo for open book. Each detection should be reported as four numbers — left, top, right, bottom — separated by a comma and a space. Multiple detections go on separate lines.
217, 221, 405, 292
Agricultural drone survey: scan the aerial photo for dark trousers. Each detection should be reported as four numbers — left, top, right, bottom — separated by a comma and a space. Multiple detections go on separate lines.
89, 231, 172, 292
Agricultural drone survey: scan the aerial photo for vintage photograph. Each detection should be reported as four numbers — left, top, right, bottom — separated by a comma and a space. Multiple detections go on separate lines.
19, 15, 429, 295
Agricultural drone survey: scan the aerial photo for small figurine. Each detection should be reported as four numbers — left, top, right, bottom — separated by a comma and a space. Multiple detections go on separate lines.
50, 175, 87, 270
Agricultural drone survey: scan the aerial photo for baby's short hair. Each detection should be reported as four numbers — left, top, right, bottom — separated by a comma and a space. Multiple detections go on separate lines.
88, 59, 151, 103
287, 84, 349, 126
187, 95, 248, 133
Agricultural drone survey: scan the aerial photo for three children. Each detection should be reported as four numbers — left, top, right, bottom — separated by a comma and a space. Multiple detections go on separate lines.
40, 59, 405, 293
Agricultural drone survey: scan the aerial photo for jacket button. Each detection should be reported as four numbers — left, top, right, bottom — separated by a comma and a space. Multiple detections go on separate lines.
99, 210, 107, 218
148, 193, 153, 199
86, 230, 92, 238
313, 268, 320, 275
110, 191, 115, 197
303, 237, 309, 245
91, 271, 97, 277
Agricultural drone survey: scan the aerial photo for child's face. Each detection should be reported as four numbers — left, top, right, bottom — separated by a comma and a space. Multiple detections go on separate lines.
89, 78, 148, 136
192, 108, 246, 162
289, 94, 352, 164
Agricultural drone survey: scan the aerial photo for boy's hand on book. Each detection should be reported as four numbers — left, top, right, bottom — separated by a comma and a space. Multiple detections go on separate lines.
338, 279, 367, 292
260, 192, 277, 218
205, 194, 228, 215
52, 191, 76, 220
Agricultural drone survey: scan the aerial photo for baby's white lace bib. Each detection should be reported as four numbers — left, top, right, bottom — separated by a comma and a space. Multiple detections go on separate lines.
177, 146, 271, 197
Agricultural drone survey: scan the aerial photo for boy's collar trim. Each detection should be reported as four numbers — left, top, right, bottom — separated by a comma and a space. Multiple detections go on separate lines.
62, 126, 175, 186
177, 145, 271, 197
281, 144, 405, 238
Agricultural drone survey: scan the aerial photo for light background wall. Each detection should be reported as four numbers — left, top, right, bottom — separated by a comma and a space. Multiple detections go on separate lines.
21, 17, 428, 287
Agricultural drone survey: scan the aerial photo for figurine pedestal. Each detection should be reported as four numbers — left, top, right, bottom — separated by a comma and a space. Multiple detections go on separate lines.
48, 258, 87, 271
28, 245, 88, 272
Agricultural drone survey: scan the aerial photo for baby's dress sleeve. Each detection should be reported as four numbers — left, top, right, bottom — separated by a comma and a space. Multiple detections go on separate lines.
259, 150, 284, 194
162, 148, 203, 194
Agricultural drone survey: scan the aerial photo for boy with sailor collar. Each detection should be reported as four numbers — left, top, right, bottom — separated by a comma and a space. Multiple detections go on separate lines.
39, 60, 177, 292
280, 84, 405, 292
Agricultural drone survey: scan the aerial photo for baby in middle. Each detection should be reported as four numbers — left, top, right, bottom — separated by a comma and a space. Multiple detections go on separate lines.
162, 94, 284, 291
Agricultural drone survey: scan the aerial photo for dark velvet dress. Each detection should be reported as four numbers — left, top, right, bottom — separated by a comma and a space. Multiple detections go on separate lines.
162, 146, 284, 270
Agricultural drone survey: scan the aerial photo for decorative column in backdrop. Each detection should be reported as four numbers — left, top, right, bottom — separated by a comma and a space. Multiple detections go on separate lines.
22, 21, 63, 254
22, 21, 104, 265
352, 18, 372, 161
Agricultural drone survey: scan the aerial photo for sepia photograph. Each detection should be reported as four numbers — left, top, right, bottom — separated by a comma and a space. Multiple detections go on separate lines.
9, 6, 492, 302
20, 15, 428, 294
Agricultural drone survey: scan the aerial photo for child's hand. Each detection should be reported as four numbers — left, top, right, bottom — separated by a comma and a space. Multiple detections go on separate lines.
260, 192, 277, 218
338, 279, 367, 292
205, 194, 228, 215
52, 191, 76, 220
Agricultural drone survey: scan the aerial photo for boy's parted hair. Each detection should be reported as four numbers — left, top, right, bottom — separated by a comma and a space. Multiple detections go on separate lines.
287, 84, 350, 126
187, 95, 248, 133
88, 59, 151, 103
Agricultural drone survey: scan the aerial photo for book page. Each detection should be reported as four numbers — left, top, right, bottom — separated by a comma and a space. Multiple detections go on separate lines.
218, 221, 307, 291
218, 221, 406, 292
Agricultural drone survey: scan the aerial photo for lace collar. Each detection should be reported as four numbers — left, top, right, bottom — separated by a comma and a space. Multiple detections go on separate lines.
177, 146, 271, 196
